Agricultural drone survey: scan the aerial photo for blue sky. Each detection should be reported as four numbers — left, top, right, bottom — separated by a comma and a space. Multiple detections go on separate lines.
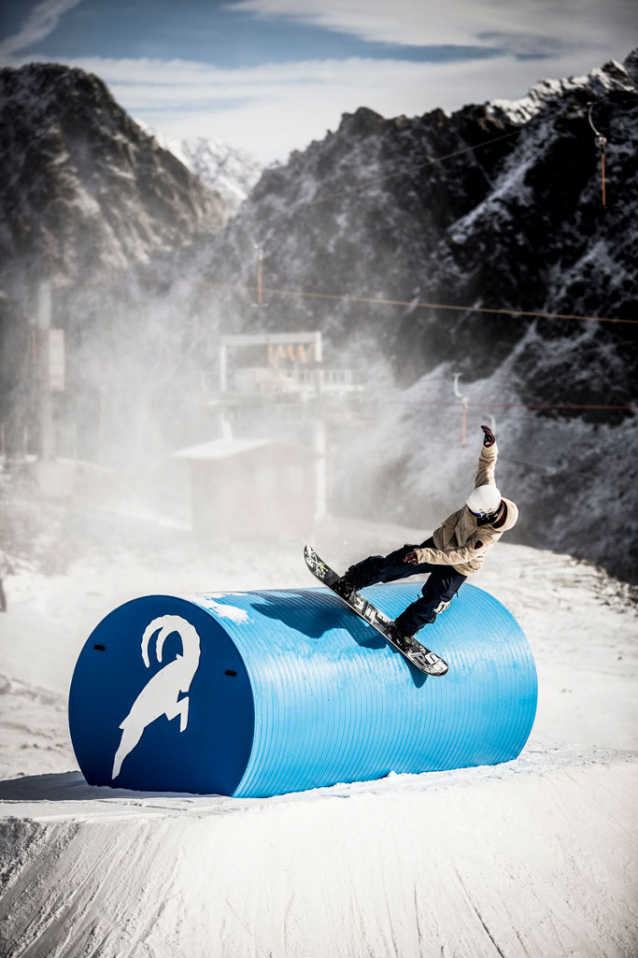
0, 0, 635, 161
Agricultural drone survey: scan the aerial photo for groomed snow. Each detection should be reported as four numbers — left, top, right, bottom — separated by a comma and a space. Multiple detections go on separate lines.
0, 512, 637, 956
1, 747, 637, 958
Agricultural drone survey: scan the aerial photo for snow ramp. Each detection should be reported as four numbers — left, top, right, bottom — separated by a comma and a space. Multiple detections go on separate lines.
0, 747, 636, 958
68, 583, 536, 797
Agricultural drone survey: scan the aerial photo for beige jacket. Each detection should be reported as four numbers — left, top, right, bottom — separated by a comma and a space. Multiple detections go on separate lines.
414, 442, 518, 576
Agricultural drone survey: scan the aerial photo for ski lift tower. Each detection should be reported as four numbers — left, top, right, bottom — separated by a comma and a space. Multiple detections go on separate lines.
32, 280, 69, 495
213, 330, 362, 522
218, 331, 323, 395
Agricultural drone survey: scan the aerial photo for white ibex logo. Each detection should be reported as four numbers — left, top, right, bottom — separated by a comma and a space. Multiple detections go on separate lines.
112, 615, 201, 780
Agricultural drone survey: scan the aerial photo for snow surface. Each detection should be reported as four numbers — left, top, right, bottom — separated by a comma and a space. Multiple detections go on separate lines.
0, 507, 637, 956
1, 749, 636, 958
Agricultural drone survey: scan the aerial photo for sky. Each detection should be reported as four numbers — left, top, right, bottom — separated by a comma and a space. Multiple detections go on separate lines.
0, 0, 636, 162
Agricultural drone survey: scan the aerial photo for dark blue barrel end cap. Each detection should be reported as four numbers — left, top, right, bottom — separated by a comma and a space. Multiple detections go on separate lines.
69, 595, 255, 795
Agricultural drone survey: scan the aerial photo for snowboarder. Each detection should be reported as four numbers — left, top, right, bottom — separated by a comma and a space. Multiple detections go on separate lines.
334, 425, 518, 643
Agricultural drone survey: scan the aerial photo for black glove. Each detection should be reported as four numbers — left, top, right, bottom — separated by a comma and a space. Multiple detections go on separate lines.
481, 424, 496, 447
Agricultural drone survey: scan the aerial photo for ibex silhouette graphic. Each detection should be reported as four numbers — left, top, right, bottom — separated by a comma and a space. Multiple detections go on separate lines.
112, 615, 201, 780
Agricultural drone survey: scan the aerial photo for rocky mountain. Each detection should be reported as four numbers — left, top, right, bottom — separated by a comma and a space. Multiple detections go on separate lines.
208, 52, 637, 404
1, 55, 637, 580
0, 62, 232, 470
198, 51, 638, 579
161, 136, 263, 213
0, 63, 228, 293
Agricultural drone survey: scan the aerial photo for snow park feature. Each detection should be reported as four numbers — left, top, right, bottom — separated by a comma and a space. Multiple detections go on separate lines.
68, 583, 537, 797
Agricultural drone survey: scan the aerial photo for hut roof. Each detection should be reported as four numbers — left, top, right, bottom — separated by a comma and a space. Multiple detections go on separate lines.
172, 438, 320, 461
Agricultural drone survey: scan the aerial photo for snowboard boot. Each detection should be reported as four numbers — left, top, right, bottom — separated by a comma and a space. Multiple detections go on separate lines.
333, 567, 359, 601
391, 620, 420, 653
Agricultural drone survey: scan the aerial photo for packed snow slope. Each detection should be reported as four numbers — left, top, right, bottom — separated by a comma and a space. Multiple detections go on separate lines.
0, 499, 637, 957
1, 748, 636, 958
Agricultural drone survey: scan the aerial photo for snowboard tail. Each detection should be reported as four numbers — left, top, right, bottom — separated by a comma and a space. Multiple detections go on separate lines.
304, 546, 448, 677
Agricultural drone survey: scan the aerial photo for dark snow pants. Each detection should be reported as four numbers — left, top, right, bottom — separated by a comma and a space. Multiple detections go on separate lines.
347, 537, 466, 635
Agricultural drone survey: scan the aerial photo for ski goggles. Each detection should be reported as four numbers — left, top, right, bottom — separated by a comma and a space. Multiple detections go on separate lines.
467, 505, 499, 520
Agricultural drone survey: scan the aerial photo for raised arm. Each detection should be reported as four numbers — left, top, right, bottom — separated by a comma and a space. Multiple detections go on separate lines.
474, 424, 498, 489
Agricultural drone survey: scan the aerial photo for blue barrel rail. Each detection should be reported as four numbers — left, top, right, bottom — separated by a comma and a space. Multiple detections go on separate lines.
68, 583, 537, 798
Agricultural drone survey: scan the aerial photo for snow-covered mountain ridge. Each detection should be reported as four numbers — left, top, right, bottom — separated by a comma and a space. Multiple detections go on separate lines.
199, 51, 638, 579
0, 63, 233, 475
208, 50, 637, 406
0, 56, 636, 581
0, 63, 228, 291
162, 136, 263, 212
488, 53, 637, 125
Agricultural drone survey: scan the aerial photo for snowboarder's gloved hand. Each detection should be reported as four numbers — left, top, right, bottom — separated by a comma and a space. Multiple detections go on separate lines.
481, 424, 496, 447
403, 551, 419, 566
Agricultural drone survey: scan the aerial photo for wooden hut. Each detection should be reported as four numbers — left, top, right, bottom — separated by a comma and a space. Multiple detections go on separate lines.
173, 438, 320, 539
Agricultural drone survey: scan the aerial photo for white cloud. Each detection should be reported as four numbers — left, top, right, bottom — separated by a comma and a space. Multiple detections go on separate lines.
1, 0, 632, 163
0, 0, 84, 57
231, 0, 636, 53
16, 47, 622, 162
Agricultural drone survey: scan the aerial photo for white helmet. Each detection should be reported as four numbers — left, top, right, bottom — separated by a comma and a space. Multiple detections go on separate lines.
466, 484, 502, 519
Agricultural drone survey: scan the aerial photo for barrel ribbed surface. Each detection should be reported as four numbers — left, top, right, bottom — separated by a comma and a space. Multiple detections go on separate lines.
69, 583, 537, 798
194, 584, 537, 797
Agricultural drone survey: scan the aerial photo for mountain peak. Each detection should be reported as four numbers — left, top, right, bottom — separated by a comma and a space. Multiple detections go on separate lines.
338, 107, 387, 138
486, 52, 637, 126
0, 62, 228, 287
158, 135, 263, 212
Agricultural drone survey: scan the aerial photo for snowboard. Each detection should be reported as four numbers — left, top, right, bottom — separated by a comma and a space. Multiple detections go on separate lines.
304, 546, 448, 677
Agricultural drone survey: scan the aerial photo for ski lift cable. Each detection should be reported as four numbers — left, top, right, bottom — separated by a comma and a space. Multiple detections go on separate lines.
302, 99, 594, 207
379, 399, 637, 411
588, 102, 608, 207
337, 94, 615, 206
587, 103, 605, 140
199, 281, 638, 327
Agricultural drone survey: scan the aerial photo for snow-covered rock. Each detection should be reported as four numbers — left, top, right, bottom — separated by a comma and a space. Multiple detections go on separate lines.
200, 49, 638, 580
163, 136, 262, 212
487, 57, 636, 125
0, 63, 228, 290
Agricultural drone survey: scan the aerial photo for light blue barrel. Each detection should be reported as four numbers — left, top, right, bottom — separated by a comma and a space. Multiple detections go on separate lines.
68, 583, 537, 797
